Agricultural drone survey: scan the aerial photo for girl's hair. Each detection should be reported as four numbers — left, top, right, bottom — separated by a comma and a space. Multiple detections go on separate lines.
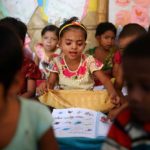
123, 33, 150, 61
95, 22, 117, 37
41, 24, 59, 38
119, 23, 147, 39
0, 25, 23, 94
59, 16, 87, 40
0, 17, 27, 43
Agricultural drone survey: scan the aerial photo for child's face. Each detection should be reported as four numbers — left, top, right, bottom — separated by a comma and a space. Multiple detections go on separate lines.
123, 58, 150, 122
96, 30, 115, 51
118, 35, 137, 52
42, 31, 58, 52
59, 28, 86, 60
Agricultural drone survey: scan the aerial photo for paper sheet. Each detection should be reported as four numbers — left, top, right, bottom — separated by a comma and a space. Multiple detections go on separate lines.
52, 108, 111, 138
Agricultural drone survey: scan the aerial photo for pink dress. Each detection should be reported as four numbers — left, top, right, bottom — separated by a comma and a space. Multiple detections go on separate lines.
35, 43, 59, 80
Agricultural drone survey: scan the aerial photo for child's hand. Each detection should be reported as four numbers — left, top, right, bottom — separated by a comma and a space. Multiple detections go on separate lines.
108, 107, 121, 121
36, 81, 48, 95
110, 92, 120, 105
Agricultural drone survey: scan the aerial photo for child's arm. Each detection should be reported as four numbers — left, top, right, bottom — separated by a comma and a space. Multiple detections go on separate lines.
34, 53, 40, 66
21, 79, 36, 98
47, 72, 58, 89
39, 128, 59, 150
113, 63, 124, 95
36, 72, 58, 95
94, 70, 120, 105
108, 100, 128, 120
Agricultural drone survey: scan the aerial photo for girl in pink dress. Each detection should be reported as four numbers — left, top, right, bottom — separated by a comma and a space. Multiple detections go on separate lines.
34, 25, 60, 81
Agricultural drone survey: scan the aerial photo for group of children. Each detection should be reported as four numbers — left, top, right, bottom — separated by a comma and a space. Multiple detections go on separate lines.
0, 15, 150, 149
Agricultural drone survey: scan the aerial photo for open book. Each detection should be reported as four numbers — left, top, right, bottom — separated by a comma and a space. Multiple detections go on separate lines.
52, 108, 111, 138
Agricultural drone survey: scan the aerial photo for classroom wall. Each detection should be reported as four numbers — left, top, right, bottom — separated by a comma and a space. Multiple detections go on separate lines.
0, 0, 109, 51
1, 0, 149, 51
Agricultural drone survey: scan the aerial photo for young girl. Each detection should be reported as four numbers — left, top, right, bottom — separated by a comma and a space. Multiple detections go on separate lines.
38, 17, 120, 112
88, 22, 122, 88
34, 25, 60, 80
0, 25, 58, 150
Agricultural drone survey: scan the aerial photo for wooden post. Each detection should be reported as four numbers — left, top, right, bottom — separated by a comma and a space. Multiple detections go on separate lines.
97, 0, 108, 23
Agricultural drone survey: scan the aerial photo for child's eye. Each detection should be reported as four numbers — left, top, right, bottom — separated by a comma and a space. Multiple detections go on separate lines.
77, 43, 83, 46
51, 38, 57, 41
43, 37, 48, 40
103, 36, 109, 39
66, 42, 71, 45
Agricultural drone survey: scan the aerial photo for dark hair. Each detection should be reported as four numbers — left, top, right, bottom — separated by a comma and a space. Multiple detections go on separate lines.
0, 25, 23, 94
123, 33, 150, 61
41, 24, 59, 38
95, 22, 117, 37
59, 16, 87, 40
119, 23, 147, 39
0, 17, 27, 43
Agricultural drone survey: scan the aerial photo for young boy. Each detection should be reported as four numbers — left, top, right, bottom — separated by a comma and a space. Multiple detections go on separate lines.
101, 33, 150, 149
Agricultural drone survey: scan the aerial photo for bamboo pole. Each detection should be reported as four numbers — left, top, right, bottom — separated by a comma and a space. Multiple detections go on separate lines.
97, 0, 108, 23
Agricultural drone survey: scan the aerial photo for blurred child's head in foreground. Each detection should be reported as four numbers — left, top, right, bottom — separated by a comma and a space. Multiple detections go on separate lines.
0, 25, 23, 96
118, 23, 147, 52
123, 33, 150, 122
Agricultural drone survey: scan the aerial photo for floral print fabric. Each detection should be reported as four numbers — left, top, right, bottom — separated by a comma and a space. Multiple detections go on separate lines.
47, 54, 103, 90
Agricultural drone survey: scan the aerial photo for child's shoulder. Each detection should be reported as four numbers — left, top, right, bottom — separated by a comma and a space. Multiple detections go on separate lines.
87, 47, 97, 55
20, 97, 52, 120
19, 97, 53, 140
83, 53, 98, 61
20, 97, 49, 111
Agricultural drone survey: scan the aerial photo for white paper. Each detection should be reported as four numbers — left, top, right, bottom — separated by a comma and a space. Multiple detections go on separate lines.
52, 108, 111, 138
96, 113, 111, 137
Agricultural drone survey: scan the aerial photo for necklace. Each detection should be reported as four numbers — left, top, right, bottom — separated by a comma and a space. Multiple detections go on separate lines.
63, 55, 83, 72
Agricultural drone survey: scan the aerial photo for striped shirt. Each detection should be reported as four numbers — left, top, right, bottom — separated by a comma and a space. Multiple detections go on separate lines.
101, 108, 150, 150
